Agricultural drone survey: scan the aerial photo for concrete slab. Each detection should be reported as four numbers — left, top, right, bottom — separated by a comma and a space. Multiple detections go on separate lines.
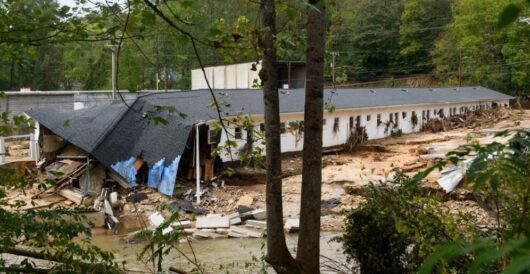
228, 230, 247, 238
227, 213, 242, 225
251, 209, 266, 220
284, 218, 299, 233
171, 220, 192, 229
193, 230, 226, 239
196, 216, 230, 229
229, 226, 264, 238
245, 220, 266, 228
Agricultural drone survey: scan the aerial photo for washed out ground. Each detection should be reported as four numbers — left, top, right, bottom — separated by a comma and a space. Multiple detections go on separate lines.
113, 108, 528, 232
1, 108, 526, 271
4, 109, 527, 232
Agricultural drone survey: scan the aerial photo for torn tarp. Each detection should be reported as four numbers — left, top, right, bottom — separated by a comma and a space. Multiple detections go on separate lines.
111, 157, 138, 187
148, 159, 165, 189
158, 156, 181, 196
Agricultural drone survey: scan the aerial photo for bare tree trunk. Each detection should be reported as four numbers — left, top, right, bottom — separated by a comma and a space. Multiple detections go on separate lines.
297, 1, 326, 273
259, 0, 298, 273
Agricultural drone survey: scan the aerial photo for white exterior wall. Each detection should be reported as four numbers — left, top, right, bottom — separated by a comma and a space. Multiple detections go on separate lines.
191, 62, 262, 90
215, 99, 510, 162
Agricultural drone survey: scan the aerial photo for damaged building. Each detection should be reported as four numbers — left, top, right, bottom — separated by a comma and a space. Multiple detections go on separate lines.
26, 86, 512, 197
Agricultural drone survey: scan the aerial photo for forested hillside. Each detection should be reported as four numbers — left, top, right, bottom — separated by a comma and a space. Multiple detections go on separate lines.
1, 0, 529, 94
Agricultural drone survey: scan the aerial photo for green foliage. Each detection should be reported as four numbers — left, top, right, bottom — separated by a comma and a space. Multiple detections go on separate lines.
0, 167, 122, 272
399, 0, 452, 73
327, 0, 404, 80
340, 172, 475, 273
432, 0, 530, 94
417, 130, 530, 273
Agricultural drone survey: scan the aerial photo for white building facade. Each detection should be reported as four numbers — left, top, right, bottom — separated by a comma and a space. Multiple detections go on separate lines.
213, 95, 510, 162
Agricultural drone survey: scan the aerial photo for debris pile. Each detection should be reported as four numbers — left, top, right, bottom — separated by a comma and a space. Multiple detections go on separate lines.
423, 108, 511, 133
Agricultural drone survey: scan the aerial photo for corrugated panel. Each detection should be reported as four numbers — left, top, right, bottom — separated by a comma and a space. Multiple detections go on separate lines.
225, 64, 237, 89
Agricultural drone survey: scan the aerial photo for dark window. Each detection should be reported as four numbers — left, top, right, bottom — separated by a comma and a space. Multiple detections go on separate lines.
389, 113, 393, 123
349, 116, 354, 129
280, 122, 286, 134
356, 116, 361, 127
377, 114, 382, 126
299, 121, 304, 132
323, 118, 327, 126
235, 127, 242, 139
260, 123, 265, 132
366, 115, 371, 122
208, 129, 220, 144
402, 112, 407, 119
334, 117, 340, 130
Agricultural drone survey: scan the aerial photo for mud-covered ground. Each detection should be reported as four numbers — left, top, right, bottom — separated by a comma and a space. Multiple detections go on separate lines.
5, 109, 528, 232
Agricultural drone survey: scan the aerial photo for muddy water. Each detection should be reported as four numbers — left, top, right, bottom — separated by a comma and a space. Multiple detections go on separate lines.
92, 231, 348, 273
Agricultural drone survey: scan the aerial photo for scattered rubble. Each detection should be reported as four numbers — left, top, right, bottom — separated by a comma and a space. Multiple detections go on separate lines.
284, 218, 300, 233
4, 108, 526, 243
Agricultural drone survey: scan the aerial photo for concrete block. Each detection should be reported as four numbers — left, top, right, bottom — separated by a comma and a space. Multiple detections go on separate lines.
245, 220, 266, 228
171, 220, 192, 229
229, 226, 263, 238
148, 212, 164, 227
284, 218, 299, 233
228, 230, 247, 238
215, 228, 229, 235
196, 216, 230, 229
193, 230, 226, 239
251, 209, 266, 220
227, 213, 242, 225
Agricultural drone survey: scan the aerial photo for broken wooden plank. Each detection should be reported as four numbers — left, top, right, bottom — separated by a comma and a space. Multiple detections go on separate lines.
108, 169, 129, 189
58, 188, 90, 205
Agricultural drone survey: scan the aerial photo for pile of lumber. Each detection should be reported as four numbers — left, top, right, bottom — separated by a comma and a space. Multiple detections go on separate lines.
423, 108, 511, 133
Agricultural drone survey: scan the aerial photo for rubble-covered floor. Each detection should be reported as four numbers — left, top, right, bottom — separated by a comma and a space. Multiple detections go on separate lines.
4, 109, 526, 235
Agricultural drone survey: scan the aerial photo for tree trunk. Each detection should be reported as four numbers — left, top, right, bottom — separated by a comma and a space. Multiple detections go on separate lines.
297, 1, 326, 273
259, 0, 298, 273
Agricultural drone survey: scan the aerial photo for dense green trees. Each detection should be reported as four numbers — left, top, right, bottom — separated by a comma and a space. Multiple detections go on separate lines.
1, 0, 528, 94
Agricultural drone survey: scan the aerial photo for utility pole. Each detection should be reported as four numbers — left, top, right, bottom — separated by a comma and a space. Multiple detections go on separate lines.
105, 45, 117, 100
458, 47, 463, 87
330, 51, 339, 84
164, 64, 169, 92
155, 72, 159, 90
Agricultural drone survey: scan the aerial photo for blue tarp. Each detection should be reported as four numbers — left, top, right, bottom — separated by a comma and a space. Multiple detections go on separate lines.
148, 159, 165, 189
111, 157, 138, 187
111, 155, 181, 196
158, 156, 181, 196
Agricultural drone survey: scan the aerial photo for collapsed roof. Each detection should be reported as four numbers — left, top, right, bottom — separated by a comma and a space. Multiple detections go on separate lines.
26, 87, 512, 194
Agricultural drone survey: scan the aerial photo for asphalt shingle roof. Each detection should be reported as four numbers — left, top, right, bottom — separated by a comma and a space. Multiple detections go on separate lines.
27, 86, 512, 169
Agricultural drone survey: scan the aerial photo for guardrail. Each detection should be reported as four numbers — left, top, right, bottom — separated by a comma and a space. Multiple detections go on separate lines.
0, 133, 38, 165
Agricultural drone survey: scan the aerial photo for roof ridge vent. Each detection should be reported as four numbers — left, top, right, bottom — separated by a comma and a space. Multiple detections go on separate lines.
429, 88, 436, 92
218, 92, 229, 96
369, 89, 376, 93
401, 89, 408, 92
280, 90, 290, 95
